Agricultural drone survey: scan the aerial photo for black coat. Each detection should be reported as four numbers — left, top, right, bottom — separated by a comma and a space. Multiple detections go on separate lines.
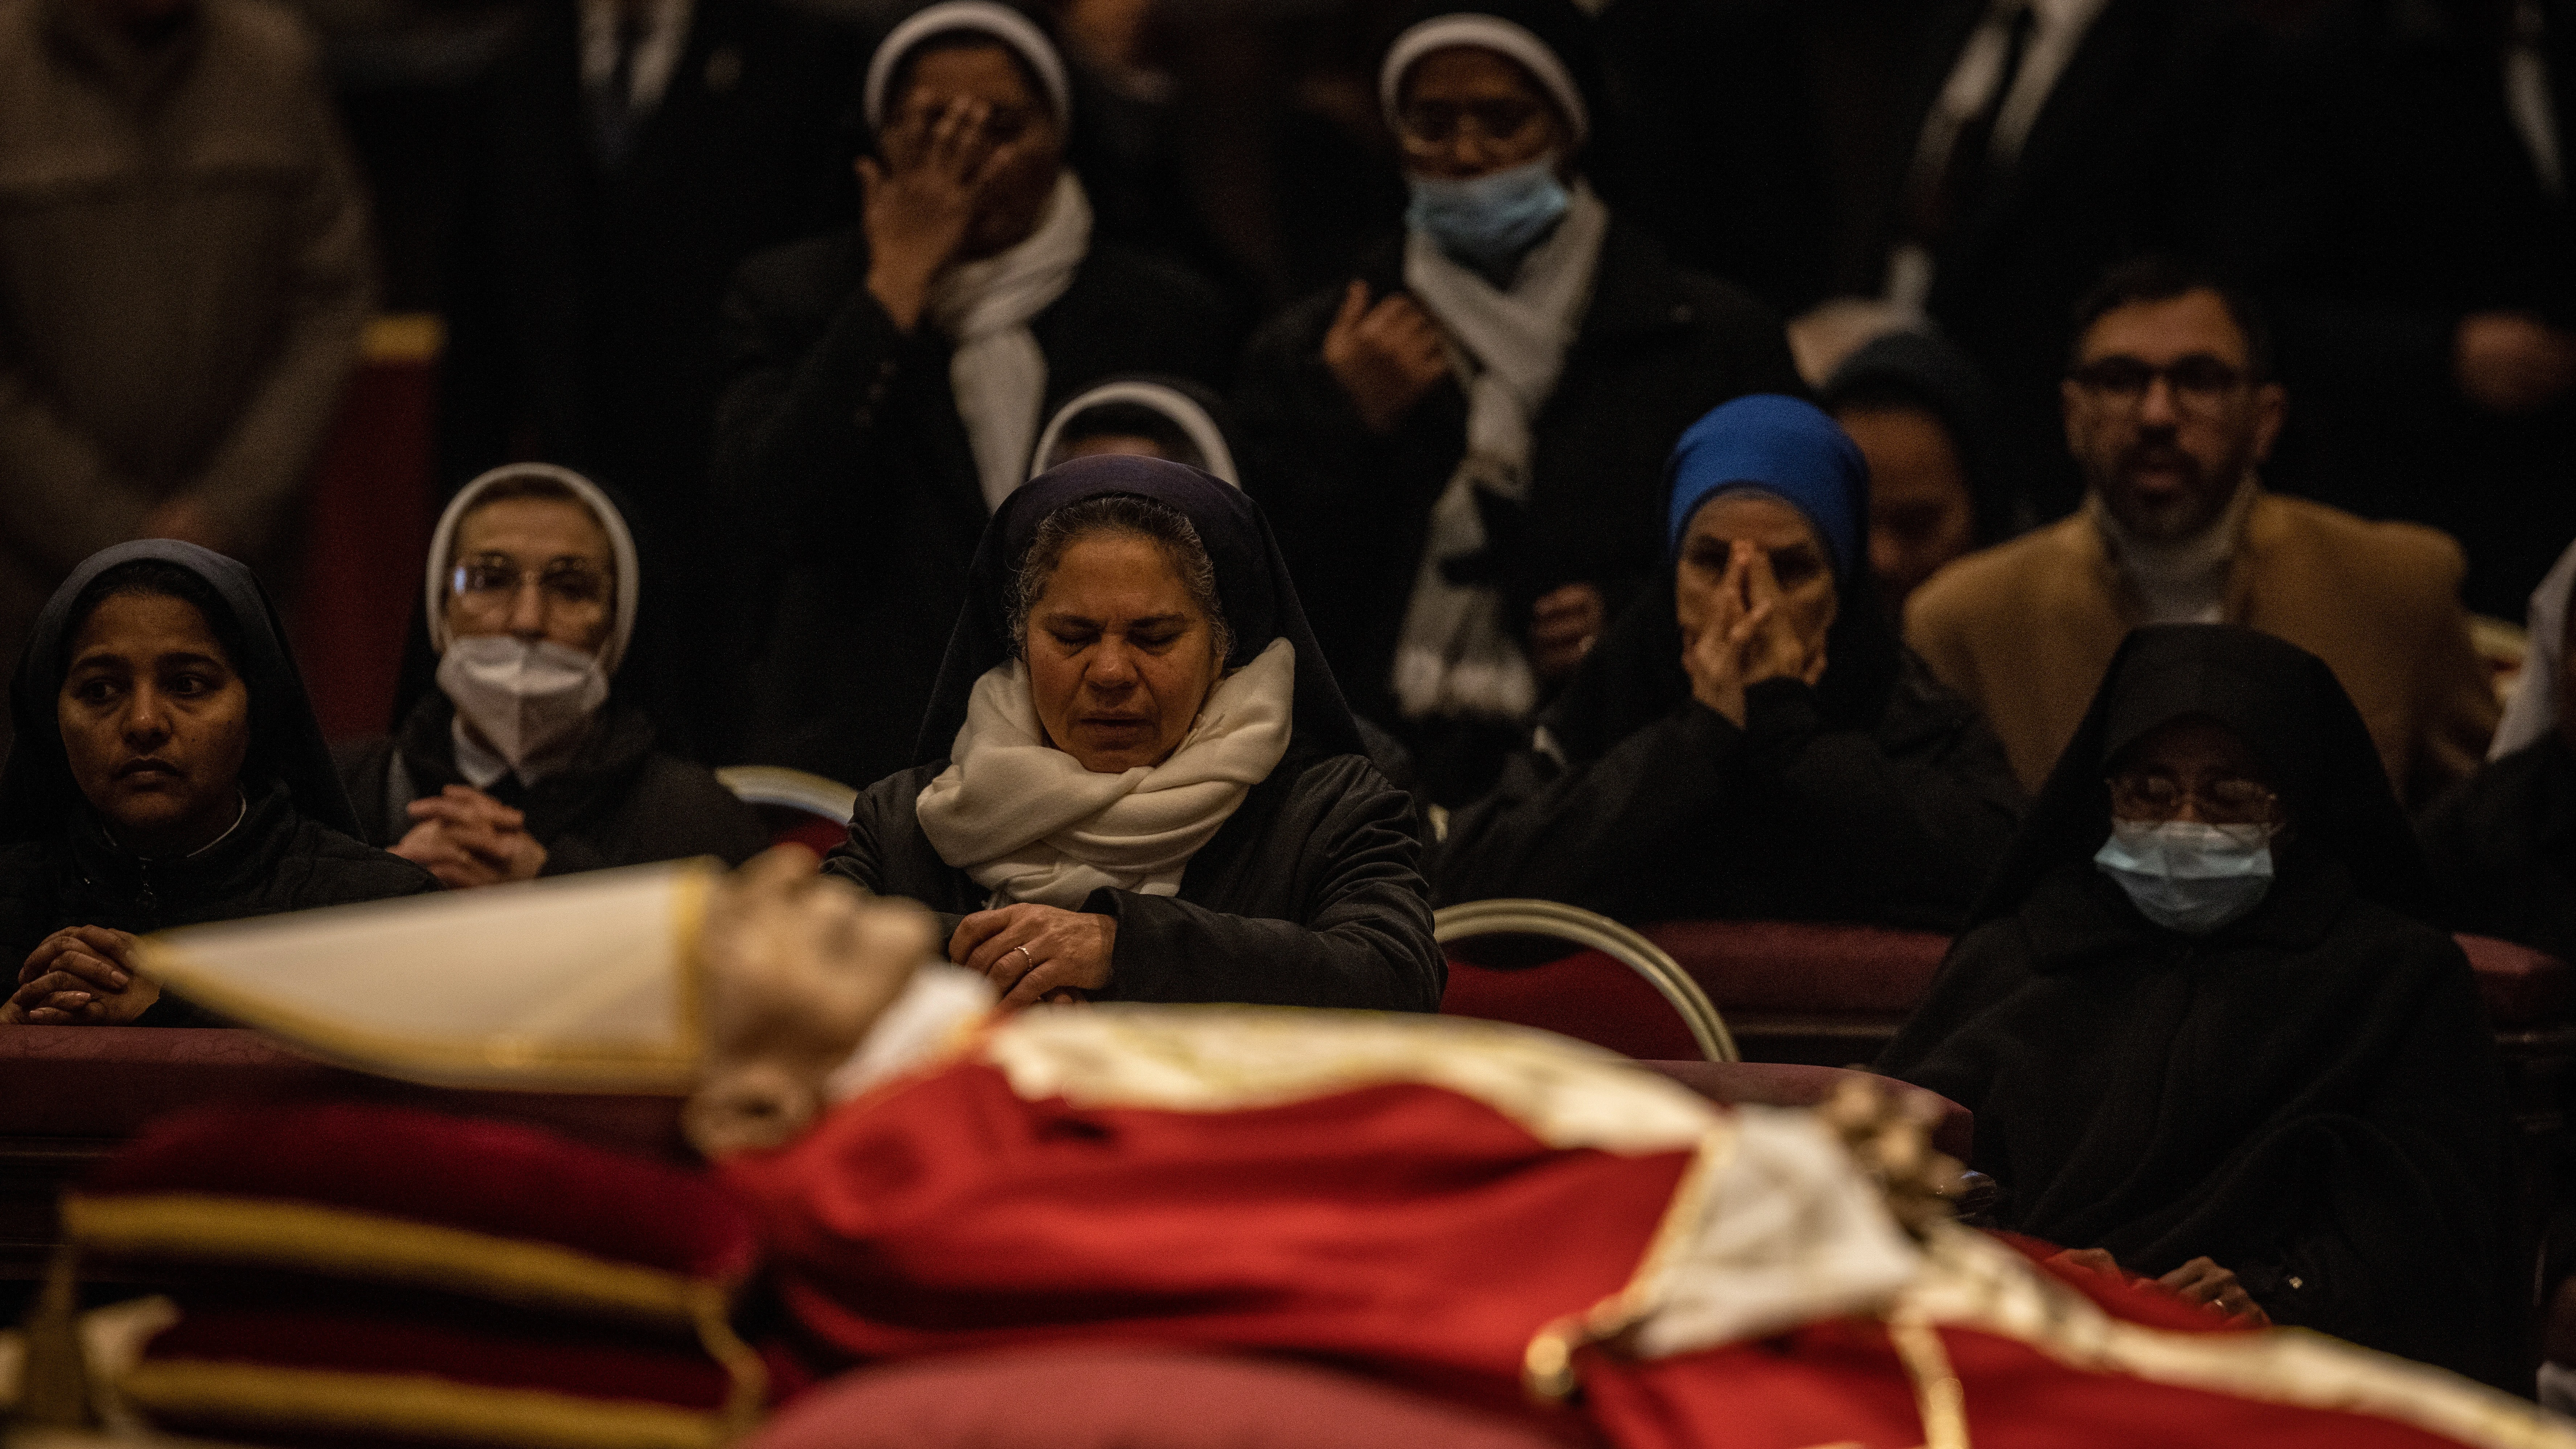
826, 743, 1443, 1012
438, 0, 863, 753
1876, 855, 2518, 1383
1435, 663, 2022, 930
439, 0, 861, 511
714, 229, 1235, 787
1232, 219, 1801, 733
2243, 0, 2576, 615
333, 694, 769, 876
2420, 733, 2576, 962
0, 782, 440, 1024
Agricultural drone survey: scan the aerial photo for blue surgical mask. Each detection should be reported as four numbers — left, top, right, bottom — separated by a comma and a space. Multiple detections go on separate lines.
1405, 156, 1572, 269
2093, 819, 2276, 936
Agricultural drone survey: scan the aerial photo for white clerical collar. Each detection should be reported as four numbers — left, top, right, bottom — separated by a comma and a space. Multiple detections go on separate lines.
2088, 475, 2257, 626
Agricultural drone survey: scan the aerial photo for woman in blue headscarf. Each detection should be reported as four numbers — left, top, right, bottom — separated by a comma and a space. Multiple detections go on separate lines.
1435, 395, 2022, 929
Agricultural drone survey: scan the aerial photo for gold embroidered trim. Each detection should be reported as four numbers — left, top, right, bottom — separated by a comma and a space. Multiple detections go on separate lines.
1887, 1311, 1970, 1449
1521, 1127, 1736, 1403
62, 1194, 725, 1329
118, 1362, 730, 1449
1907, 1228, 2576, 1449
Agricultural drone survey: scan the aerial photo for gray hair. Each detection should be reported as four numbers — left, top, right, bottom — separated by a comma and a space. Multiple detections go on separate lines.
1009, 494, 1232, 666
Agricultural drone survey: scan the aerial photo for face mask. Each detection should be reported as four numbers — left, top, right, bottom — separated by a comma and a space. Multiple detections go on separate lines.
2093, 819, 2276, 936
436, 635, 608, 774
1405, 155, 1572, 269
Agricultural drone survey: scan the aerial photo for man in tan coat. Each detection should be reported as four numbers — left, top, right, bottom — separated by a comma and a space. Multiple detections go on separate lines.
1905, 258, 2495, 806
0, 0, 372, 748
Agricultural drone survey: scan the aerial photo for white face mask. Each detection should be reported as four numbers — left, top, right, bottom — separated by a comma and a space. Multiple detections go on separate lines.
2093, 819, 2277, 936
435, 635, 609, 773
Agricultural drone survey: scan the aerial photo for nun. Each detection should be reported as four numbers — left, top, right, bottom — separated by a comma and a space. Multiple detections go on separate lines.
1030, 373, 1242, 483
826, 454, 1442, 1010
717, 0, 1233, 790
0, 542, 438, 1026
1435, 395, 2022, 931
1234, 0, 1799, 802
334, 465, 767, 887
1878, 624, 2519, 1384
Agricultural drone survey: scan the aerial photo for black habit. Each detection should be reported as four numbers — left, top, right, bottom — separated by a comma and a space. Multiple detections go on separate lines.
1231, 220, 1802, 752
1876, 625, 2521, 1384
0, 543, 439, 1021
333, 694, 769, 876
714, 226, 1234, 789
821, 455, 1443, 1012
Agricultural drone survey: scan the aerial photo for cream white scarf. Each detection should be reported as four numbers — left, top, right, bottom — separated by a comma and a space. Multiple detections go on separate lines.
929, 170, 1093, 513
914, 638, 1296, 909
1389, 179, 1609, 720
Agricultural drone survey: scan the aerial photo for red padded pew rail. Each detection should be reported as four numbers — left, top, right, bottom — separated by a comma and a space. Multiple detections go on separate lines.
1439, 950, 1705, 1062
0, 1026, 688, 1285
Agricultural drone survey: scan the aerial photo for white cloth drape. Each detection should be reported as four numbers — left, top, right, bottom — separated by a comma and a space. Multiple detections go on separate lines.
2494, 537, 2576, 758
1388, 181, 1608, 721
929, 171, 1093, 513
914, 638, 1296, 908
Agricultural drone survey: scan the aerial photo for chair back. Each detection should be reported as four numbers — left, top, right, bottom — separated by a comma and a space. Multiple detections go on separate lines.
1436, 900, 1737, 1062
715, 766, 859, 855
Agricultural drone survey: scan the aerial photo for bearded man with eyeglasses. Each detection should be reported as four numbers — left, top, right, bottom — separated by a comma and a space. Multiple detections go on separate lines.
1903, 254, 2497, 809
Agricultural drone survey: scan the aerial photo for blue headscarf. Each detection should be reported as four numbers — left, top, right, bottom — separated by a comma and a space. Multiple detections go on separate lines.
1663, 395, 1867, 581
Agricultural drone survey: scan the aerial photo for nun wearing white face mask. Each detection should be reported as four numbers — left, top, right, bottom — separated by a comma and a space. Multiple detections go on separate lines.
1234, 0, 1800, 804
332, 466, 768, 889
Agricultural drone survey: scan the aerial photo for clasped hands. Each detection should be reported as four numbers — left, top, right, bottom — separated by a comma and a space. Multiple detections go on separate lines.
949, 902, 1114, 1008
1682, 539, 1826, 727
393, 784, 546, 889
4, 925, 155, 1025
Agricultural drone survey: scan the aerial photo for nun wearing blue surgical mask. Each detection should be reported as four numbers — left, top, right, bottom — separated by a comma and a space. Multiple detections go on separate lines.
1879, 623, 2519, 1387
1435, 394, 2019, 928
1234, 0, 1799, 805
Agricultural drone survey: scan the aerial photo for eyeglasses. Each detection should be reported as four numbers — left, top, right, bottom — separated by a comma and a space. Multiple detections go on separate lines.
2105, 772, 2280, 826
2066, 354, 2248, 414
451, 555, 611, 614
1398, 98, 1548, 148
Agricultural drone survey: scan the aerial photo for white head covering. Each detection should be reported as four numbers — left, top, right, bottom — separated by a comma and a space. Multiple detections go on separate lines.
1377, 13, 1589, 146
2493, 537, 2576, 759
1029, 379, 1242, 487
864, 0, 1071, 132
426, 463, 641, 676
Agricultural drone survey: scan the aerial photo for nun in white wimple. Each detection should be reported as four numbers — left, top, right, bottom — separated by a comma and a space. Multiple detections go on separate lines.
718, 0, 1232, 793
1233, 0, 1799, 802
333, 464, 767, 888
1029, 373, 1243, 486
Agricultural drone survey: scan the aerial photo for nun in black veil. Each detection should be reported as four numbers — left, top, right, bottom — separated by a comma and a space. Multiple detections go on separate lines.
0, 542, 438, 1026
824, 455, 1442, 1011
1877, 623, 2522, 1385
